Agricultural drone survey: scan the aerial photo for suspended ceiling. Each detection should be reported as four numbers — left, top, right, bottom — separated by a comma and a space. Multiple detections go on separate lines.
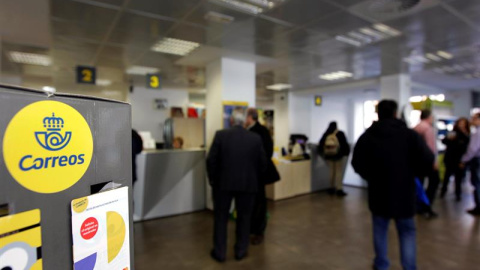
1, 0, 480, 101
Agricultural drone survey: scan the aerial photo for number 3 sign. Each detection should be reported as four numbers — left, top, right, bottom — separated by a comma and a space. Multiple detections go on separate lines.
147, 74, 161, 89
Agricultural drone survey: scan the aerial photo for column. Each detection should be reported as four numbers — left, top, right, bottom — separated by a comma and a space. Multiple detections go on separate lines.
380, 74, 411, 114
205, 57, 256, 209
205, 58, 256, 148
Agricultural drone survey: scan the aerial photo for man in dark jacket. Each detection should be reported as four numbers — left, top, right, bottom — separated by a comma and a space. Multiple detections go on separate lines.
352, 100, 434, 270
207, 110, 267, 262
245, 108, 280, 245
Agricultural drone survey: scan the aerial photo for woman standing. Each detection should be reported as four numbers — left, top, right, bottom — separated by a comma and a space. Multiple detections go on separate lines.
318, 122, 350, 196
440, 118, 470, 201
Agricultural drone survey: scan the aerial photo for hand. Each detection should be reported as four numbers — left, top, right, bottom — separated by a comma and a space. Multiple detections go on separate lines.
433, 162, 439, 171
459, 163, 465, 169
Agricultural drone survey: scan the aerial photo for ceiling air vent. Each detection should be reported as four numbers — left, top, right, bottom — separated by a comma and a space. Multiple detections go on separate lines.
349, 0, 439, 21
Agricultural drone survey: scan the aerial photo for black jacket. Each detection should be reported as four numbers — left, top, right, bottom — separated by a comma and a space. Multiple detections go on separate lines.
442, 130, 469, 168
207, 126, 267, 193
352, 119, 434, 219
249, 122, 280, 185
318, 130, 350, 161
132, 129, 143, 184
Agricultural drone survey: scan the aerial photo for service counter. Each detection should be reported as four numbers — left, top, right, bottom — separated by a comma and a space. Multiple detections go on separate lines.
266, 160, 312, 201
133, 149, 206, 222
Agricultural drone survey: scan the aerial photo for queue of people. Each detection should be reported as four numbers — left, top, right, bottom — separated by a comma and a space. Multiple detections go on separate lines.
205, 102, 480, 267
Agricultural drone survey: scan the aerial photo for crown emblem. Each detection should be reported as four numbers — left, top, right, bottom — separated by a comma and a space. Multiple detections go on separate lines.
43, 113, 64, 131
35, 112, 72, 151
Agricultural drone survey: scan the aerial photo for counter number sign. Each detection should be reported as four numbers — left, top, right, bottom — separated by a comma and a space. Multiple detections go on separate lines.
76, 66, 96, 84
315, 96, 322, 106
147, 74, 161, 89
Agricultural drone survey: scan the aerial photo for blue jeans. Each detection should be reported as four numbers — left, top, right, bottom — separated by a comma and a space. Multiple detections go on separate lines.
372, 215, 416, 270
469, 158, 480, 209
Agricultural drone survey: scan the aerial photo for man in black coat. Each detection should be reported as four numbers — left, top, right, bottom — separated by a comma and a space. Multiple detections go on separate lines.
207, 110, 267, 262
245, 108, 280, 245
352, 100, 434, 270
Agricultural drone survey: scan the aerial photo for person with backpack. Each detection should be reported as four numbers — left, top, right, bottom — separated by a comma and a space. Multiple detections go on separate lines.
318, 121, 351, 196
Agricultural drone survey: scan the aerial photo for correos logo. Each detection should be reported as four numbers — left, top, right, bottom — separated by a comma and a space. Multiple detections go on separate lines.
3, 101, 93, 193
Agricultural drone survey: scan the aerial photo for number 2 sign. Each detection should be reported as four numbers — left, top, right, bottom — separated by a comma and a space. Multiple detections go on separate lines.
76, 66, 96, 84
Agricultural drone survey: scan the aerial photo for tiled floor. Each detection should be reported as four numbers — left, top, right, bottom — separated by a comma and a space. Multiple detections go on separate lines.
134, 186, 480, 269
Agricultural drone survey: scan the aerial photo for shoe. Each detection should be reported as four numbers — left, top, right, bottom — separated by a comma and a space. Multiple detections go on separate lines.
251, 235, 264, 245
336, 190, 348, 197
467, 208, 480, 216
327, 188, 336, 195
235, 252, 248, 261
210, 250, 225, 263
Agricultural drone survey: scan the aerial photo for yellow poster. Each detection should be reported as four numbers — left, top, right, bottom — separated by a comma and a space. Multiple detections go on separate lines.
0, 209, 43, 269
71, 187, 130, 270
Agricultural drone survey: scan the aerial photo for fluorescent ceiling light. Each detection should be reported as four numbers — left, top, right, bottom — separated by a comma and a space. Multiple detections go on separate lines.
151, 37, 200, 56
42, 86, 56, 93
319, 71, 353, 81
348, 32, 372, 43
96, 79, 112, 86
373, 23, 401, 36
211, 0, 264, 14
9, 51, 52, 66
359, 28, 385, 39
245, 0, 274, 8
437, 50, 453, 59
335, 35, 362, 47
126, 66, 160, 75
266, 83, 291, 91
425, 53, 442, 62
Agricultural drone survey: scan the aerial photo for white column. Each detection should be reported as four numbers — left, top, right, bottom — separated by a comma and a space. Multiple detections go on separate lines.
205, 58, 256, 148
380, 74, 411, 112
205, 57, 256, 209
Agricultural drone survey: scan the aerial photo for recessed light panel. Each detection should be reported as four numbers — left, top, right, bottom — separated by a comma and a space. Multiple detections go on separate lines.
9, 51, 52, 66
319, 71, 353, 81
266, 83, 291, 91
151, 38, 200, 56
126, 66, 160, 75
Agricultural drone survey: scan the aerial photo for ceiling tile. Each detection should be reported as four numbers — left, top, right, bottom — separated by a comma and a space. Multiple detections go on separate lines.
304, 11, 371, 37
263, 0, 341, 25
127, 0, 200, 20
108, 12, 175, 49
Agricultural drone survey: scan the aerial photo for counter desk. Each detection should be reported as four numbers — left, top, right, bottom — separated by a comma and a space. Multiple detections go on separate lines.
133, 149, 206, 222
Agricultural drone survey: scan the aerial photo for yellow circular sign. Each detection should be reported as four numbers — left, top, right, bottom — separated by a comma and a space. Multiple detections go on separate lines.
3, 101, 93, 193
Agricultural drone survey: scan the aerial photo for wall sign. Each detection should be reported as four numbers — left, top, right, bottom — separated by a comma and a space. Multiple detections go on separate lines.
147, 74, 161, 89
76, 66, 96, 84
314, 96, 322, 106
3, 101, 94, 193
71, 187, 130, 270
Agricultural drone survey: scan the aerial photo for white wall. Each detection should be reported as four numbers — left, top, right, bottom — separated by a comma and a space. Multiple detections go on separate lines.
310, 96, 349, 143
130, 87, 188, 142
446, 90, 472, 117
289, 93, 312, 138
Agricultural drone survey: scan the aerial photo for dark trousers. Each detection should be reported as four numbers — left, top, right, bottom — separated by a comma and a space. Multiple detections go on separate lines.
213, 189, 255, 260
469, 158, 480, 209
420, 170, 440, 206
441, 164, 465, 199
250, 185, 268, 235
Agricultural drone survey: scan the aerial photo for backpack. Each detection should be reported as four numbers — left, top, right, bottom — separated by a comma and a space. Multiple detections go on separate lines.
323, 131, 340, 156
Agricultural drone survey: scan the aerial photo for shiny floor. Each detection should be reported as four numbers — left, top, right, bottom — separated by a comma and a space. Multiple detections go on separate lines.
134, 186, 480, 269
